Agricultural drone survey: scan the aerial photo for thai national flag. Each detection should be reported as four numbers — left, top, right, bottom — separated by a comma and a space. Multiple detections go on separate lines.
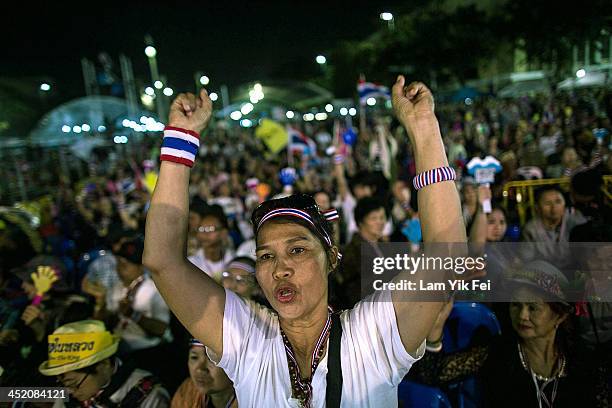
357, 80, 390, 105
287, 127, 317, 157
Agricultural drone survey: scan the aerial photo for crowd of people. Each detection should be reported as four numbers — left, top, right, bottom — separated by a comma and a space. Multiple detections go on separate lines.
0, 79, 610, 407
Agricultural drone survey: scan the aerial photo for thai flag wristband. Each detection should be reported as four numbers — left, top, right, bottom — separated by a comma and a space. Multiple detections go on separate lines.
160, 126, 200, 168
412, 166, 456, 190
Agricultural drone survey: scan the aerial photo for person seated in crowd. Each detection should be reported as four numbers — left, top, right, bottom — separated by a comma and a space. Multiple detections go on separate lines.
188, 204, 235, 282
521, 186, 587, 270
0, 256, 74, 386
461, 177, 479, 228
546, 146, 583, 178
171, 338, 237, 408
568, 169, 612, 356
337, 196, 388, 309
40, 320, 170, 407
187, 198, 209, 257
469, 185, 508, 244
220, 256, 261, 302
409, 260, 610, 408
93, 232, 171, 353
80, 225, 129, 307
313, 190, 341, 245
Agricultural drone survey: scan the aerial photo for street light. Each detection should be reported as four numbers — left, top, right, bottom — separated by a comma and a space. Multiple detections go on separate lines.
154, 80, 163, 89
62, 125, 70, 133
576, 69, 586, 78
316, 55, 326, 64
199, 75, 210, 85
325, 104, 333, 112
286, 110, 295, 119
144, 46, 157, 58
40, 83, 51, 91
145, 87, 155, 96
366, 97, 376, 106
209, 92, 218, 101
348, 108, 357, 116
82, 124, 91, 132
241, 103, 254, 115
340, 107, 348, 116
163, 87, 173, 96
379, 12, 395, 30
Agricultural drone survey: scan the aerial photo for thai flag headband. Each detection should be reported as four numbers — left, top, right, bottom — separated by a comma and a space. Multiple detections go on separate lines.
189, 338, 204, 347
256, 208, 332, 247
229, 261, 256, 274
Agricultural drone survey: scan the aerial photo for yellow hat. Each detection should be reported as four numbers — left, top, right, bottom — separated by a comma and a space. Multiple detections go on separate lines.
39, 320, 119, 376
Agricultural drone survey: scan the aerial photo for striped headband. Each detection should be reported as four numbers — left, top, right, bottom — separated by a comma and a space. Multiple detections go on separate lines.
229, 261, 255, 274
257, 208, 332, 247
189, 338, 204, 347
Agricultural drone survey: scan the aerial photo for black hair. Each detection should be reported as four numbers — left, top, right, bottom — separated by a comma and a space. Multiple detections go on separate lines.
534, 185, 565, 204
58, 298, 95, 326
354, 197, 386, 227
114, 235, 144, 265
348, 170, 373, 195
190, 197, 209, 218
489, 204, 507, 219
570, 167, 602, 198
105, 226, 137, 248
200, 204, 229, 230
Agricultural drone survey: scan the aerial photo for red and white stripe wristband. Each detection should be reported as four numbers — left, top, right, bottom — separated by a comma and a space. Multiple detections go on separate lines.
160, 126, 200, 168
412, 166, 456, 190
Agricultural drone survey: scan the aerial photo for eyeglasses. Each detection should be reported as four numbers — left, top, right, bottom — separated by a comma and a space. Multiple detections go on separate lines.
57, 372, 89, 390
197, 225, 222, 233
221, 271, 254, 285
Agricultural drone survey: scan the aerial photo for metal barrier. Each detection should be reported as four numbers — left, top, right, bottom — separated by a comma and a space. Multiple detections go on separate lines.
502, 176, 612, 225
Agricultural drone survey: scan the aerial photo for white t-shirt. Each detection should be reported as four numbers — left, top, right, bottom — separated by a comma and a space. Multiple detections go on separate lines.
107, 276, 171, 351
211, 289, 424, 407
188, 248, 235, 282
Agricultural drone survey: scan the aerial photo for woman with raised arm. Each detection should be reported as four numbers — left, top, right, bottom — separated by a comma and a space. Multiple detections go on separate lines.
143, 77, 466, 407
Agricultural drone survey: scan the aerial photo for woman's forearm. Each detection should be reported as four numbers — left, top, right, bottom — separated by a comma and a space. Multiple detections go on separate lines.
407, 116, 465, 243
143, 162, 190, 271
469, 208, 487, 244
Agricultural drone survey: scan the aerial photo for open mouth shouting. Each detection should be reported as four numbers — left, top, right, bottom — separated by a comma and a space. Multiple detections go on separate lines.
274, 284, 297, 303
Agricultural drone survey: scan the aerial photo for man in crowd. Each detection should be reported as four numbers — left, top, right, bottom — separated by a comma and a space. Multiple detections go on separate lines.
188, 204, 234, 282
40, 320, 170, 406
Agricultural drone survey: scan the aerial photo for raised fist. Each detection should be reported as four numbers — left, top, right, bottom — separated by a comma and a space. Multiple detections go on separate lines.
391, 76, 435, 127
168, 88, 213, 134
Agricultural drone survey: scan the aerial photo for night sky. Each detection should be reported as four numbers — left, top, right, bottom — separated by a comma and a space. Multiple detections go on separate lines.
2, 2, 410, 99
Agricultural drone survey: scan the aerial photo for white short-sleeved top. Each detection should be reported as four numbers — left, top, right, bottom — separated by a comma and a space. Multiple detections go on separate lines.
212, 289, 425, 407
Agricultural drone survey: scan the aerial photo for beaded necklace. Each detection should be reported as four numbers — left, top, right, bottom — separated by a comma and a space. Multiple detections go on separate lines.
279, 308, 332, 407
517, 343, 567, 408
